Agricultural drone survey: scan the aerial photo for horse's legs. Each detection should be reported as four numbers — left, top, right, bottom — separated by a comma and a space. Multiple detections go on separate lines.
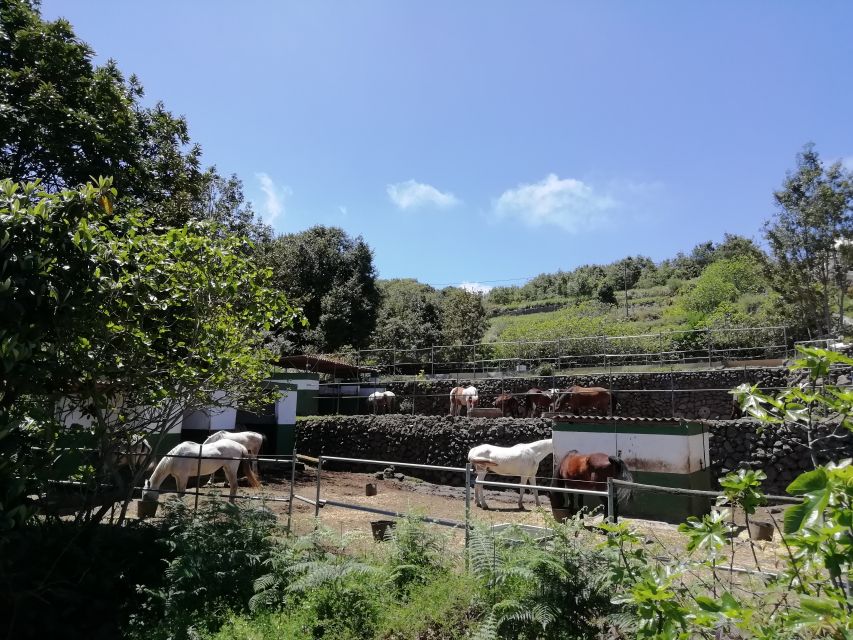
175, 474, 187, 497
533, 475, 541, 507
517, 475, 528, 509
476, 469, 488, 509
223, 463, 239, 503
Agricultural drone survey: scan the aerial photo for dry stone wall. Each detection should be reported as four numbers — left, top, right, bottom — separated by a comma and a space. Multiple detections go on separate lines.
296, 414, 853, 495
384, 368, 789, 419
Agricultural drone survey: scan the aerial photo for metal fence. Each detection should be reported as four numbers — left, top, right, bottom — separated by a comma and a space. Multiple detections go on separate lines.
294, 325, 790, 380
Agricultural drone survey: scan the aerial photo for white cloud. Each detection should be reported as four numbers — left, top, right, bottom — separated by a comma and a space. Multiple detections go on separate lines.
387, 180, 459, 210
255, 172, 291, 225
493, 174, 618, 232
338, 205, 348, 216
459, 281, 493, 294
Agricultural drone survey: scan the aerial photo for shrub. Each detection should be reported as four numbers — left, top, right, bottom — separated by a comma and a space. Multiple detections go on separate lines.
129, 499, 277, 639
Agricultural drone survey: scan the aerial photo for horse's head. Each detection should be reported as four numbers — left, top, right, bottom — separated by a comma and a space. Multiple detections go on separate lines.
141, 479, 159, 503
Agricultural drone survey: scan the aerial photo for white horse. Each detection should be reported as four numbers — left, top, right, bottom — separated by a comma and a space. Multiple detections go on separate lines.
142, 440, 260, 503
450, 386, 479, 416
114, 436, 154, 472
367, 390, 396, 414
204, 430, 265, 477
467, 438, 553, 510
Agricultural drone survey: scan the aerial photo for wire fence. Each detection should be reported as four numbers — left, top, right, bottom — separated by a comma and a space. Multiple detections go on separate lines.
290, 325, 792, 380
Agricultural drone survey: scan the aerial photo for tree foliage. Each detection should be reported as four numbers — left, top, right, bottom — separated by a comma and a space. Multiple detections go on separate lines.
372, 279, 443, 352
0, 178, 301, 528
765, 144, 853, 338
440, 287, 488, 346
0, 0, 264, 232
262, 226, 380, 354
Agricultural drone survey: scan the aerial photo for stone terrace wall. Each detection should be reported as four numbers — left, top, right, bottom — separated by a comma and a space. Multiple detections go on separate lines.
296, 414, 853, 495
296, 415, 554, 486
384, 368, 789, 420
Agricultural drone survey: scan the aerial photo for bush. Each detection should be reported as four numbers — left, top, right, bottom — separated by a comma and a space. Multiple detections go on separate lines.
129, 499, 278, 639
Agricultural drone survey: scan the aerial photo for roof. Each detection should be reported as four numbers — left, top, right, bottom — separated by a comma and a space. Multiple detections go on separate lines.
542, 413, 685, 424
276, 354, 378, 377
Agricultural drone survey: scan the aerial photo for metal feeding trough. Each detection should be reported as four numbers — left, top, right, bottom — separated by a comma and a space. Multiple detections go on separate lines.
491, 523, 553, 547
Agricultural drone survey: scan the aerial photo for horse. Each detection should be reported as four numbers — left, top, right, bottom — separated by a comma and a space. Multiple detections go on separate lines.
521, 388, 552, 417
142, 440, 260, 503
204, 430, 265, 481
493, 393, 520, 417
467, 438, 553, 510
114, 436, 154, 473
552, 386, 612, 415
550, 449, 633, 518
450, 386, 478, 416
367, 390, 396, 414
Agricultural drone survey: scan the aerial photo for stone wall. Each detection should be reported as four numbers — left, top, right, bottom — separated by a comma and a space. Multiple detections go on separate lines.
383, 368, 789, 419
296, 414, 853, 495
296, 415, 554, 486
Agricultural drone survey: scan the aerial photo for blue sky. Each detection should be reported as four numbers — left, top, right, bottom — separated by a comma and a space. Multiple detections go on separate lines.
42, 2, 853, 292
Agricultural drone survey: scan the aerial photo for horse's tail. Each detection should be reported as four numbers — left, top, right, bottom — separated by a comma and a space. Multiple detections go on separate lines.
610, 391, 620, 416
549, 473, 567, 510
608, 456, 633, 504
240, 451, 261, 488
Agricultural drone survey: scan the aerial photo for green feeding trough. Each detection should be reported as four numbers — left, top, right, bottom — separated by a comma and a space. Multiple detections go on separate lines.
546, 414, 712, 523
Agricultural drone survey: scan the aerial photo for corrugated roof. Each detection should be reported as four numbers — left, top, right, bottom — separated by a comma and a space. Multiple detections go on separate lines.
277, 355, 378, 377
542, 412, 685, 424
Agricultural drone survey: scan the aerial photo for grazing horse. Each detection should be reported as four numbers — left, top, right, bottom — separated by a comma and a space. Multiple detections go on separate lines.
450, 386, 478, 416
142, 440, 260, 503
468, 439, 553, 510
204, 430, 265, 481
493, 393, 521, 417
367, 390, 396, 414
550, 450, 633, 517
521, 388, 552, 418
553, 386, 612, 415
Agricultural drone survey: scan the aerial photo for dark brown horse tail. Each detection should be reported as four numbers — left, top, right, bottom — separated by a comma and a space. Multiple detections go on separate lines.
608, 456, 634, 504
549, 474, 567, 511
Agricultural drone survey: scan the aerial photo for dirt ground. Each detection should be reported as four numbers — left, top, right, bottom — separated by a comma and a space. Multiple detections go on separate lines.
133, 464, 788, 574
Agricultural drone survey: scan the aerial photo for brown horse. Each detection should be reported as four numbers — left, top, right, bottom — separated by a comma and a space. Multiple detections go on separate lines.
493, 393, 520, 417
522, 388, 553, 417
552, 386, 612, 415
549, 450, 633, 518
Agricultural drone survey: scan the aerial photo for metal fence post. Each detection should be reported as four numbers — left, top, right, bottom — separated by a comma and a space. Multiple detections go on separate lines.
286, 447, 297, 535
464, 462, 471, 565
607, 478, 617, 523
314, 455, 323, 520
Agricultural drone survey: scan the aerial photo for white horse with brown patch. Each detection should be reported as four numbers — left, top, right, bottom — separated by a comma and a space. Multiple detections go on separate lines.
467, 438, 553, 510
449, 386, 478, 416
204, 430, 265, 476
142, 440, 259, 503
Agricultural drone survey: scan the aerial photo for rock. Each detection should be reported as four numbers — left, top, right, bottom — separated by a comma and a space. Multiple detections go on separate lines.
394, 473, 405, 481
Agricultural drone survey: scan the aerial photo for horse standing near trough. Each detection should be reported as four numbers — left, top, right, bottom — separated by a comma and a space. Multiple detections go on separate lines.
552, 386, 613, 415
367, 391, 396, 414
142, 440, 260, 503
467, 439, 553, 510
550, 450, 633, 518
204, 430, 265, 482
449, 386, 478, 416
493, 393, 521, 417
521, 388, 553, 417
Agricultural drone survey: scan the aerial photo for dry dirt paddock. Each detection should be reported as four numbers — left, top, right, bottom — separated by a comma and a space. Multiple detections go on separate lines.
138, 464, 789, 573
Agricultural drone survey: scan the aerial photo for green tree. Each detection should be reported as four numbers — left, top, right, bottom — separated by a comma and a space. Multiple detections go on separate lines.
678, 257, 766, 317
440, 287, 488, 346
0, 1, 265, 233
0, 178, 301, 528
765, 144, 853, 337
262, 226, 380, 354
372, 279, 443, 352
